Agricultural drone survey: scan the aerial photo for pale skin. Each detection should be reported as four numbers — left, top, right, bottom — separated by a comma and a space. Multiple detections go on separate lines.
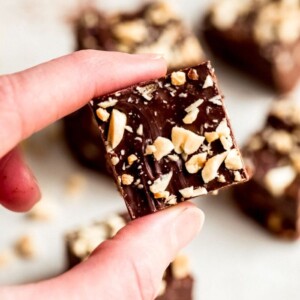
0, 50, 205, 300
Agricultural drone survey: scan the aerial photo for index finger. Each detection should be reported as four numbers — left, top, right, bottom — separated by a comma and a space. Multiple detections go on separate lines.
0, 50, 167, 157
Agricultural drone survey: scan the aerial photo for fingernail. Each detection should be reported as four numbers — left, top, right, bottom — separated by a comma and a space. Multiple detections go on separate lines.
134, 53, 165, 60
173, 207, 205, 249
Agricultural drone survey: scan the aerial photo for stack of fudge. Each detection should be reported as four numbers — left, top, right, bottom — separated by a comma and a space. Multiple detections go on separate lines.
66, 213, 194, 300
64, 1, 205, 172
204, 0, 300, 93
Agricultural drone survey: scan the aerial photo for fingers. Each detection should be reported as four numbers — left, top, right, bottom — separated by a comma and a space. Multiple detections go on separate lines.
0, 148, 41, 212
0, 50, 167, 157
2, 203, 204, 300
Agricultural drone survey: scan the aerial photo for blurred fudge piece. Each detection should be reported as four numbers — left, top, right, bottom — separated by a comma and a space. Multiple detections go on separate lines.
65, 213, 194, 300
203, 0, 300, 93
234, 99, 300, 239
76, 1, 204, 70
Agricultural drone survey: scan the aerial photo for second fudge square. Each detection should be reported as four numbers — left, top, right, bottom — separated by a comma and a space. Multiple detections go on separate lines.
203, 0, 300, 93
91, 62, 249, 219
234, 99, 300, 239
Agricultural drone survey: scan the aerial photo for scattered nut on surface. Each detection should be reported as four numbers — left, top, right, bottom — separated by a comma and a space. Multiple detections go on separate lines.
26, 200, 58, 221
171, 255, 190, 279
202, 152, 228, 183
15, 235, 36, 259
0, 250, 14, 267
108, 109, 127, 149
171, 71, 186, 86
121, 174, 134, 185
65, 173, 87, 196
96, 108, 110, 122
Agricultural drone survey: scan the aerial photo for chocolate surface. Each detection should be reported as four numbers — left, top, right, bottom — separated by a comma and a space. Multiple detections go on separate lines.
203, 0, 300, 93
65, 213, 194, 300
234, 99, 300, 239
91, 62, 248, 219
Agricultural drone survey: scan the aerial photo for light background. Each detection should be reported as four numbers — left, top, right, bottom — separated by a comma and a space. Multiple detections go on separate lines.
0, 0, 300, 299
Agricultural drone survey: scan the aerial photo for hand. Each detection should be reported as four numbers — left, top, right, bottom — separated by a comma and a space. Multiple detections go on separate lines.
0, 50, 205, 300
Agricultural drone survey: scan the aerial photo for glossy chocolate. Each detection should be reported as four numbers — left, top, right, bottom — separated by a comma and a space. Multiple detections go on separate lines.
91, 62, 249, 219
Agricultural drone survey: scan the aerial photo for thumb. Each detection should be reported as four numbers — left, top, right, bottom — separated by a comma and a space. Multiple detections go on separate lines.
3, 202, 204, 300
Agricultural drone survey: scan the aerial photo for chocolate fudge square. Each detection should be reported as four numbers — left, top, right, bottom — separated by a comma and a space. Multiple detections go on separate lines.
76, 1, 204, 71
234, 99, 300, 239
65, 213, 194, 300
91, 62, 249, 219
203, 0, 300, 93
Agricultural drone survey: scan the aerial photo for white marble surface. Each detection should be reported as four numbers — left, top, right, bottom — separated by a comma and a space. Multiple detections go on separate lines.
0, 1, 300, 299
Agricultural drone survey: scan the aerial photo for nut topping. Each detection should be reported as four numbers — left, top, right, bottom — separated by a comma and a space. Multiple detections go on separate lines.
185, 153, 208, 174
98, 98, 118, 108
225, 149, 243, 170
150, 172, 173, 194
136, 84, 157, 101
202, 151, 228, 183
96, 108, 110, 122
151, 137, 174, 160
172, 127, 205, 155
264, 165, 296, 197
187, 68, 199, 80
203, 75, 214, 88
121, 174, 134, 185
128, 154, 138, 165
108, 109, 127, 149
171, 71, 186, 86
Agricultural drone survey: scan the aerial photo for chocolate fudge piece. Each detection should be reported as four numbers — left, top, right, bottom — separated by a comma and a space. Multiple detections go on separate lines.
64, 1, 205, 172
63, 105, 109, 173
76, 1, 204, 71
203, 0, 300, 93
65, 213, 194, 300
90, 62, 249, 219
234, 99, 300, 239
